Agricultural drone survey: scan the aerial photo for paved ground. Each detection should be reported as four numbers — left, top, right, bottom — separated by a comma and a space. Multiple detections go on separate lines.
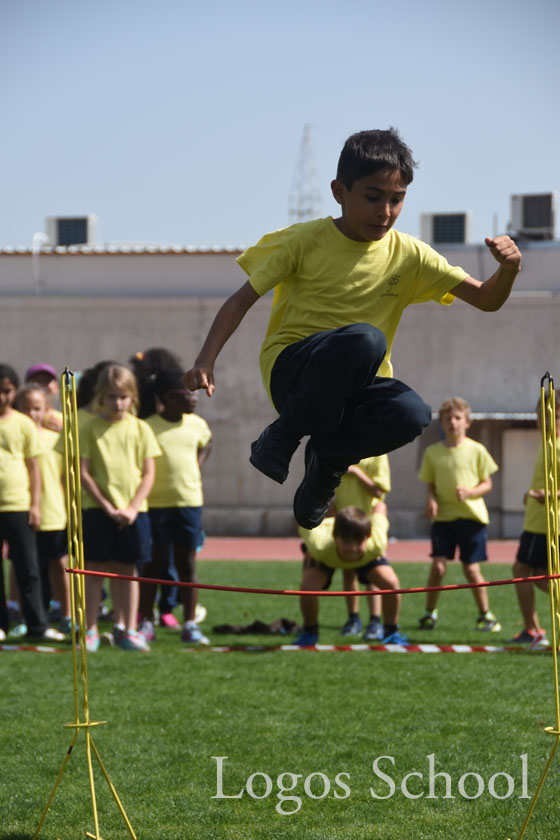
199, 537, 519, 563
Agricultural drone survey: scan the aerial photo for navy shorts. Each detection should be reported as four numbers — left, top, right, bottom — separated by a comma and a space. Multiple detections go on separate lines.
82, 509, 152, 567
36, 529, 67, 561
149, 506, 202, 552
431, 519, 487, 565
304, 552, 389, 589
516, 531, 550, 571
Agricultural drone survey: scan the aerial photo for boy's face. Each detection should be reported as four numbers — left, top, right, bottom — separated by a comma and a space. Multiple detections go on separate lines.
440, 409, 470, 443
331, 169, 407, 242
334, 535, 369, 564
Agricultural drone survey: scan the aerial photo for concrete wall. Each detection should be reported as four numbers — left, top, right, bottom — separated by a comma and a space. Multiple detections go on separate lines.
1, 240, 558, 537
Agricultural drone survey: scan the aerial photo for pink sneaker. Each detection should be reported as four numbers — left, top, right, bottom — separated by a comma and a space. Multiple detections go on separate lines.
160, 612, 181, 629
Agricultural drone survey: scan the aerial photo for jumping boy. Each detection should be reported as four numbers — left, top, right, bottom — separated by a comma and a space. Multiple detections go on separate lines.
418, 396, 501, 632
295, 504, 406, 646
184, 128, 522, 530
508, 399, 560, 649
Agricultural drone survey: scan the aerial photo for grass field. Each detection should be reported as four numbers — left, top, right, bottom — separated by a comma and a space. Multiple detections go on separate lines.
1, 559, 559, 839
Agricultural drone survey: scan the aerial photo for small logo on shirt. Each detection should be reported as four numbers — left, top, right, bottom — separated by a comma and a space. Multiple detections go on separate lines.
381, 275, 400, 298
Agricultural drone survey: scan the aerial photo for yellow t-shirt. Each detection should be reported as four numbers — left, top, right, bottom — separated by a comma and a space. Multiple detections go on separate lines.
80, 413, 161, 511
38, 428, 66, 531
237, 218, 469, 400
44, 408, 63, 432
523, 438, 560, 533
419, 438, 498, 524
334, 455, 391, 514
298, 513, 389, 570
0, 411, 41, 511
146, 413, 212, 508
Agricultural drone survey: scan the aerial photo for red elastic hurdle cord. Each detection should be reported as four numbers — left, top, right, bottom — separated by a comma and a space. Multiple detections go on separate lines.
66, 568, 560, 598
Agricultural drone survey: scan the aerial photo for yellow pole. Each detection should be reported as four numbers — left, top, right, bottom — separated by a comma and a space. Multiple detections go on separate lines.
33, 368, 137, 840
513, 373, 560, 840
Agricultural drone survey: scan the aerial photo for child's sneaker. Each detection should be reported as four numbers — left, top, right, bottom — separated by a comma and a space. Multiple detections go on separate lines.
507, 628, 540, 644
8, 623, 27, 639
181, 620, 209, 645
119, 630, 150, 651
530, 632, 550, 651
138, 618, 156, 642
194, 604, 207, 624
294, 628, 319, 647
418, 610, 438, 630
381, 629, 409, 645
101, 624, 125, 647
340, 616, 363, 636
293, 442, 346, 529
249, 421, 300, 484
48, 600, 62, 623
363, 618, 385, 641
58, 617, 72, 635
476, 612, 502, 633
85, 629, 100, 652
159, 612, 181, 629
40, 626, 66, 642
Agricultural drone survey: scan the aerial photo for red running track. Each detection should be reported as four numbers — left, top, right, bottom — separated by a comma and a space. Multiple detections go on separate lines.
198, 538, 519, 563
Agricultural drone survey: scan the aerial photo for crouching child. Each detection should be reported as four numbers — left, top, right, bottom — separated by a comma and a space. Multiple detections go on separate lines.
295, 503, 407, 646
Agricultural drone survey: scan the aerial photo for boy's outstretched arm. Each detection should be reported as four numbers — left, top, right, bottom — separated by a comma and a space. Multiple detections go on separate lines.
184, 281, 260, 396
451, 235, 522, 312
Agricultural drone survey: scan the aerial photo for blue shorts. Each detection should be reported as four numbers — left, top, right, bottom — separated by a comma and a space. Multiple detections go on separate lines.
36, 529, 67, 561
82, 509, 152, 567
304, 552, 389, 589
516, 531, 550, 571
431, 519, 487, 565
148, 506, 203, 552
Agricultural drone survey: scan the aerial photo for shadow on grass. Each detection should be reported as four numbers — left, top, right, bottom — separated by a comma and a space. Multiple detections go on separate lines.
0, 834, 34, 840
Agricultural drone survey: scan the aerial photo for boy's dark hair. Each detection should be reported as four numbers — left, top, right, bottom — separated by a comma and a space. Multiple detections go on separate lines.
333, 506, 372, 542
336, 128, 416, 189
149, 369, 185, 401
0, 364, 19, 388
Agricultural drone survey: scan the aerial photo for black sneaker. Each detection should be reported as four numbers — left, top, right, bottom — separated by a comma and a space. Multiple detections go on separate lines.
249, 422, 301, 484
293, 442, 346, 529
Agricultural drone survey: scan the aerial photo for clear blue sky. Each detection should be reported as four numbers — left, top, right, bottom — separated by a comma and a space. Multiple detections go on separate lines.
1, 0, 558, 249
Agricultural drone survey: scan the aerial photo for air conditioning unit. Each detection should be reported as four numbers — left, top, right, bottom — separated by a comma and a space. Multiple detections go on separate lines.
420, 212, 471, 245
45, 214, 98, 247
510, 193, 558, 240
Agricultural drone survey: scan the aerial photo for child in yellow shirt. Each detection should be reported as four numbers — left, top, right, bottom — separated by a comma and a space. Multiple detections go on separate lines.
16, 382, 70, 634
333, 455, 391, 641
140, 369, 212, 645
418, 396, 500, 632
79, 365, 161, 652
508, 399, 560, 649
295, 504, 407, 646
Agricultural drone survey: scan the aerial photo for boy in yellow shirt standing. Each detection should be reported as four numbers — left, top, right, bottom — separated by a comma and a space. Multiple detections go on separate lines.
184, 128, 521, 532
418, 397, 501, 632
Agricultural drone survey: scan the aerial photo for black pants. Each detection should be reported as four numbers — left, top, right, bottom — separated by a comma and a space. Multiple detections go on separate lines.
0, 511, 47, 635
269, 323, 431, 469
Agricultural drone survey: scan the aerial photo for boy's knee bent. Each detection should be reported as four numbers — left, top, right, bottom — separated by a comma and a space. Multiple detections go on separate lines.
343, 323, 387, 361
395, 390, 431, 441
